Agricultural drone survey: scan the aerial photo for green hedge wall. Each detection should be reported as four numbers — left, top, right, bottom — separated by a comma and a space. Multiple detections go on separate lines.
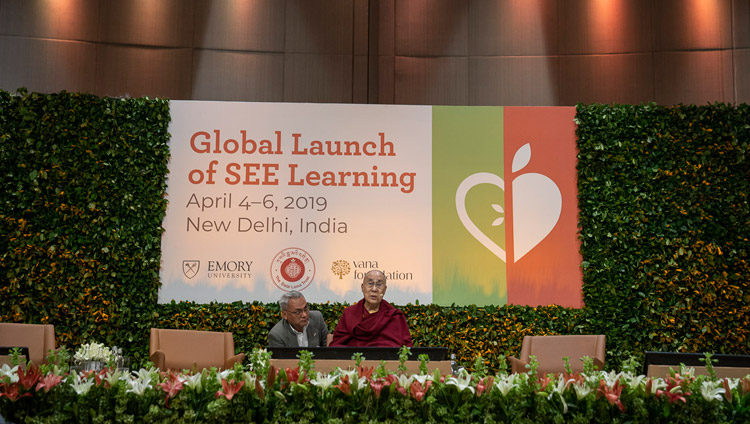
576, 103, 750, 367
0, 89, 171, 365
1, 90, 748, 372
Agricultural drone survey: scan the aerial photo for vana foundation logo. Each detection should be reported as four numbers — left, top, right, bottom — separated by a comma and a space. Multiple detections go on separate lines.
456, 143, 562, 263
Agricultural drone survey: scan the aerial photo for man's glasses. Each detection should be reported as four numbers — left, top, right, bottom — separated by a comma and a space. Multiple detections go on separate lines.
286, 305, 310, 316
364, 282, 385, 290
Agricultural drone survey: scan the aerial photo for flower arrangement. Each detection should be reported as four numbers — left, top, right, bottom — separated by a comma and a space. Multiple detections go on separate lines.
0, 348, 749, 423
74, 341, 114, 363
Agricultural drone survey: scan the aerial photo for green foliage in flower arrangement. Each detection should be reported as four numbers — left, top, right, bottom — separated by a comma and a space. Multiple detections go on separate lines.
1, 349, 749, 423
575, 103, 750, 368
0, 88, 170, 365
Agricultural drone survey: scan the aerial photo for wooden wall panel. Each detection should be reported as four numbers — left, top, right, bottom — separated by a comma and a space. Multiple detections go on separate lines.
654, 51, 733, 105
0, 0, 748, 105
354, 0, 369, 55
0, 37, 96, 94
285, 0, 353, 54
469, 0, 558, 56
283, 54, 353, 103
353, 54, 369, 103
559, 53, 654, 105
191, 50, 284, 101
654, 0, 732, 51
735, 49, 750, 103
378, 55, 395, 104
734, 0, 750, 49
559, 0, 652, 54
469, 56, 559, 105
378, 0, 395, 56
395, 0, 468, 56
395, 56, 468, 105
192, 0, 285, 51
99, 0, 194, 47
95, 45, 192, 99
0, 0, 99, 42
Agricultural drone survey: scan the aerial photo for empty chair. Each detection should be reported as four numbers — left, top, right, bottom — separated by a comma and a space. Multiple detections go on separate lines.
149, 328, 245, 372
509, 335, 606, 375
0, 323, 56, 366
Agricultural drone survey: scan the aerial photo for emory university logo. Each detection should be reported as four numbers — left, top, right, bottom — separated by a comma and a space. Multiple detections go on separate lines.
270, 248, 315, 291
183, 260, 200, 279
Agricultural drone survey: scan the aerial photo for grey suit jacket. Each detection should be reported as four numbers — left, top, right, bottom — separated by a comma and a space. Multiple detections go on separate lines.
267, 310, 329, 348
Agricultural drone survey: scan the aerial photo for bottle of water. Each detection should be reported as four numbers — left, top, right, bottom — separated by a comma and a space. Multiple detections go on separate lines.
450, 353, 457, 375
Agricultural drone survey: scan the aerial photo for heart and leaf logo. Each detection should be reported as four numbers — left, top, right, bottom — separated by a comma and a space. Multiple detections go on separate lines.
455, 143, 562, 263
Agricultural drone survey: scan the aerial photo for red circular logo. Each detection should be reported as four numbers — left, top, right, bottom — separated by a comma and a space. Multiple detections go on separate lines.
270, 248, 315, 291
280, 258, 304, 282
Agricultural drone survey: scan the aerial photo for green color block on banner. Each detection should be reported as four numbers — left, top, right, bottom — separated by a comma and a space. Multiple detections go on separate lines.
432, 106, 507, 306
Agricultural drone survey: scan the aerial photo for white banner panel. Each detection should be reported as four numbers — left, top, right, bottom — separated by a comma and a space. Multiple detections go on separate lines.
159, 101, 433, 305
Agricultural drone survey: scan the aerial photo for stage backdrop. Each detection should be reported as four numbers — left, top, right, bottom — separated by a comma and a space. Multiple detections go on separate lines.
159, 102, 582, 307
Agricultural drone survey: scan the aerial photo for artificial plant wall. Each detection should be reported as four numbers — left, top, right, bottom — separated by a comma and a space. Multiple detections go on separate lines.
576, 103, 750, 366
1, 89, 748, 371
0, 89, 171, 364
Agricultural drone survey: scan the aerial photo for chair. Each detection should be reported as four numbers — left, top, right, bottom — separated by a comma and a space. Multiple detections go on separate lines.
149, 328, 246, 372
0, 323, 56, 366
509, 335, 606, 375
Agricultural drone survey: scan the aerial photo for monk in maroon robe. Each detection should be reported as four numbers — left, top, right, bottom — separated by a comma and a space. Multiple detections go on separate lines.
330, 270, 413, 347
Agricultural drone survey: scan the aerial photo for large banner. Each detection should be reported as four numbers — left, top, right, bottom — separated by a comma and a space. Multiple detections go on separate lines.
159, 102, 582, 307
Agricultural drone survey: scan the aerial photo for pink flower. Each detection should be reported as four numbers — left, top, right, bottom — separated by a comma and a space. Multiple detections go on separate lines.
721, 378, 732, 403
335, 375, 351, 396
476, 376, 494, 397
597, 380, 625, 413
537, 375, 552, 392
17, 365, 41, 390
357, 365, 374, 379
369, 378, 389, 398
0, 383, 32, 402
158, 372, 184, 407
216, 378, 244, 401
255, 378, 265, 400
410, 380, 432, 402
656, 376, 691, 404
36, 374, 64, 393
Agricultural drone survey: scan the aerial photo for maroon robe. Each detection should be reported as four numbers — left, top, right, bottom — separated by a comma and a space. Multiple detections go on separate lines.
330, 299, 413, 347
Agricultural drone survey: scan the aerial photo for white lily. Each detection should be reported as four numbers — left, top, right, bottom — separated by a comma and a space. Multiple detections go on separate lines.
445, 372, 474, 394
126, 377, 152, 396
395, 373, 413, 389
600, 370, 623, 388
493, 375, 515, 396
625, 374, 646, 390
216, 369, 232, 383
571, 380, 592, 400
700, 380, 726, 402
71, 374, 95, 395
0, 364, 19, 383
548, 377, 569, 414
650, 378, 667, 393
104, 369, 124, 387
131, 368, 153, 384
356, 377, 369, 390
412, 374, 433, 385
184, 372, 203, 393
309, 373, 337, 390
723, 378, 739, 391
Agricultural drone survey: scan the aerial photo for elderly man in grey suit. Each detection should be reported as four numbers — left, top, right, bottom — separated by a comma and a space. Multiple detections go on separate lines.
267, 290, 329, 347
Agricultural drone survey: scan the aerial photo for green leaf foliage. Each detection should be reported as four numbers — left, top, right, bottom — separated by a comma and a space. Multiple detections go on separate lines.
576, 103, 750, 368
0, 89, 171, 365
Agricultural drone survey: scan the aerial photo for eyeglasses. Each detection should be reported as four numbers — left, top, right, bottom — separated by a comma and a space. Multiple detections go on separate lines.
286, 305, 310, 316
364, 282, 385, 290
